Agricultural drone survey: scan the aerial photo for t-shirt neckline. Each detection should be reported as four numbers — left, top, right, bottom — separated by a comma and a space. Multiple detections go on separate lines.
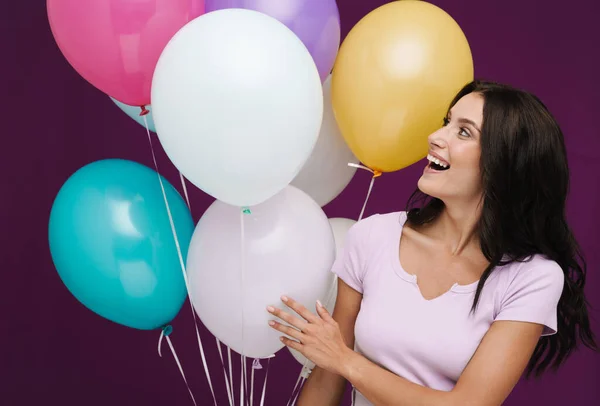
390, 211, 480, 294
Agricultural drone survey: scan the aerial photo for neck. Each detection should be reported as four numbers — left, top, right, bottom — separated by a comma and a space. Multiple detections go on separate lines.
432, 199, 483, 256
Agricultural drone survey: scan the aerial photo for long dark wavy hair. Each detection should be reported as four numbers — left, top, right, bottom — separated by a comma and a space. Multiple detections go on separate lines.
405, 80, 597, 377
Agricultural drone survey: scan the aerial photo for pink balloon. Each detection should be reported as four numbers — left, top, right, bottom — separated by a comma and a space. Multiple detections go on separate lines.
47, 0, 205, 106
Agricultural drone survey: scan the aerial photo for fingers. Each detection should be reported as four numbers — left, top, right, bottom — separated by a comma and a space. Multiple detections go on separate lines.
281, 336, 303, 351
269, 320, 303, 341
316, 300, 335, 323
267, 305, 308, 332
281, 296, 320, 323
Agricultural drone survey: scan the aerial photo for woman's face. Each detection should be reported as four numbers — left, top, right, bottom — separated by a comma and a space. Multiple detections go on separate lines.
417, 92, 484, 203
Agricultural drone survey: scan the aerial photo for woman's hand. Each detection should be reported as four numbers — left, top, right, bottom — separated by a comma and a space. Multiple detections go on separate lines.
267, 296, 355, 377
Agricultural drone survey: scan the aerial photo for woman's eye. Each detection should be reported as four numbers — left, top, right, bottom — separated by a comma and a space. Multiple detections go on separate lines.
459, 128, 471, 137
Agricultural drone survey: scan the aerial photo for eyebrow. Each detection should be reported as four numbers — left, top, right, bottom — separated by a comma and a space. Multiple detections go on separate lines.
447, 113, 482, 133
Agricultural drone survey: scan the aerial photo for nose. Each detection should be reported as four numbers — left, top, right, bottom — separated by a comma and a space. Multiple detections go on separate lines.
428, 127, 448, 150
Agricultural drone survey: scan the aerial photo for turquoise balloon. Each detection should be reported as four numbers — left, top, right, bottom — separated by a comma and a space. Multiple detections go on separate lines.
49, 159, 194, 330
111, 97, 156, 132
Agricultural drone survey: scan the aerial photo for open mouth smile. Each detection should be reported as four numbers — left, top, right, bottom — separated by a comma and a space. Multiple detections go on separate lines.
426, 154, 450, 171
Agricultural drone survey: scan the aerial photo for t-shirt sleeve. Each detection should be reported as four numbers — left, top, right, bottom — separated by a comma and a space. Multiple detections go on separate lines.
494, 260, 565, 336
330, 215, 377, 294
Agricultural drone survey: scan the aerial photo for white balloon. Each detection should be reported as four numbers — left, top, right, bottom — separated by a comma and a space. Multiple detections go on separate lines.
329, 217, 358, 256
187, 186, 336, 358
288, 217, 357, 369
152, 9, 323, 207
291, 75, 359, 207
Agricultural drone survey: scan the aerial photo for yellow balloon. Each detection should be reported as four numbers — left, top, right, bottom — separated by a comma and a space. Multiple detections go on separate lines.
331, 0, 474, 172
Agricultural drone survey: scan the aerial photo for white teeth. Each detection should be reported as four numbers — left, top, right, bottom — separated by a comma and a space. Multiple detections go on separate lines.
427, 154, 449, 168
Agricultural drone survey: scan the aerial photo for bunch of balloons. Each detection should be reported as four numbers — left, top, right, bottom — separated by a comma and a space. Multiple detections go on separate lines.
47, 0, 474, 371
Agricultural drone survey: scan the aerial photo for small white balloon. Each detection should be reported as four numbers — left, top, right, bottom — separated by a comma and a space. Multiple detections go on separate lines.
152, 9, 323, 207
187, 186, 336, 358
288, 217, 356, 368
291, 75, 359, 207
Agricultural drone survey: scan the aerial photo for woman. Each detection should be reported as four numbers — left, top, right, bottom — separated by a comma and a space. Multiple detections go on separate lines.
267, 80, 597, 405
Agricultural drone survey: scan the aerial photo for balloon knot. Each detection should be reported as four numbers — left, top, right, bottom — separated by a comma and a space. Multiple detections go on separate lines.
162, 325, 173, 337
252, 359, 263, 370
300, 365, 312, 379
139, 106, 150, 116
372, 170, 382, 178
242, 207, 252, 215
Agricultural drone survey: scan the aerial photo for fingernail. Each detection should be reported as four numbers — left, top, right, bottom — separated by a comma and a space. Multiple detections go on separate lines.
280, 337, 285, 342
268, 320, 275, 326
281, 296, 288, 302
267, 306, 275, 312
316, 299, 323, 308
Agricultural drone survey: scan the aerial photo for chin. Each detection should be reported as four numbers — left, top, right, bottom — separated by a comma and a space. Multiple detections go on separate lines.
418, 176, 483, 206
417, 176, 442, 199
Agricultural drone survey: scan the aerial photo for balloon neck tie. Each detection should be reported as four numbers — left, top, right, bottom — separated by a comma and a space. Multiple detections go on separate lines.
252, 359, 263, 370
347, 163, 382, 221
348, 163, 382, 177
162, 325, 173, 337
157, 325, 173, 357
242, 207, 252, 215
139, 105, 150, 116
301, 365, 312, 379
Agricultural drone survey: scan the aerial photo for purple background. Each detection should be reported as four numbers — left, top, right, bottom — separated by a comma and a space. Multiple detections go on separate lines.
3, 0, 598, 405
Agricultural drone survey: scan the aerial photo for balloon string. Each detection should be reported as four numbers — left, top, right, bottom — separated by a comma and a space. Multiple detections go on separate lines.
250, 360, 256, 406
240, 208, 246, 406
142, 115, 217, 406
180, 171, 231, 406
347, 163, 382, 221
290, 377, 307, 406
216, 338, 235, 406
243, 356, 251, 406
240, 207, 252, 405
192, 321, 218, 406
178, 172, 233, 406
286, 370, 305, 406
240, 356, 245, 406
158, 328, 197, 406
179, 172, 192, 209
250, 358, 263, 405
259, 358, 273, 406
175, 163, 234, 406
244, 358, 250, 406
228, 347, 235, 404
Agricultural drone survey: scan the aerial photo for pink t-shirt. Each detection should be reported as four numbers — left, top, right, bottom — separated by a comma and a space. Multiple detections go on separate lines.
331, 212, 564, 406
